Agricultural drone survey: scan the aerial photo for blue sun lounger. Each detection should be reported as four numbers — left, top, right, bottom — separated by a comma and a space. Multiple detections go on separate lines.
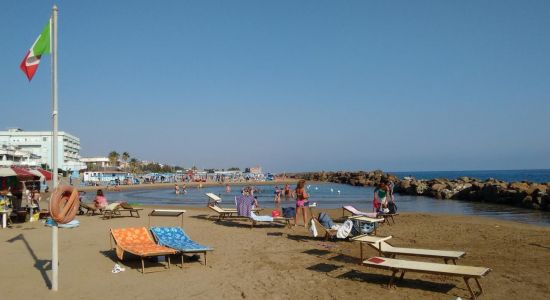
150, 226, 213, 266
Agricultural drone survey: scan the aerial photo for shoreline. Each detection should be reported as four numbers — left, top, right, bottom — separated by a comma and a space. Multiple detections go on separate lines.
75, 179, 299, 193
290, 171, 550, 211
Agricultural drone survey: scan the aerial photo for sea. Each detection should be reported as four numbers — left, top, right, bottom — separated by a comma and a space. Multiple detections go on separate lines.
389, 169, 550, 183
82, 169, 550, 226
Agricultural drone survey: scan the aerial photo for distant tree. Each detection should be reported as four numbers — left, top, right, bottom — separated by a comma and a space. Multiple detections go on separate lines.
228, 167, 240, 171
129, 158, 140, 173
122, 152, 130, 163
108, 151, 120, 167
174, 166, 184, 171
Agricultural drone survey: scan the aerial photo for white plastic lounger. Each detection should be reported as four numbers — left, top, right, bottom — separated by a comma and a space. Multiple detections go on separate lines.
206, 193, 223, 205
363, 257, 491, 299
368, 240, 466, 264
208, 204, 241, 220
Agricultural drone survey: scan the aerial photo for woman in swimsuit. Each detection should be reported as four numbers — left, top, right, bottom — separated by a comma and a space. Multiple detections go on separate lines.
294, 180, 309, 227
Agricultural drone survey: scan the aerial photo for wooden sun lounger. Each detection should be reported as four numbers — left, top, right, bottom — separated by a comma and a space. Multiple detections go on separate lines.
208, 204, 262, 221
102, 203, 122, 219
363, 257, 491, 299
119, 202, 144, 218
368, 240, 465, 264
80, 202, 101, 216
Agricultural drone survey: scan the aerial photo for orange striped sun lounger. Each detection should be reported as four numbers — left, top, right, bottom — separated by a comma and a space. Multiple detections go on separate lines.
110, 227, 177, 274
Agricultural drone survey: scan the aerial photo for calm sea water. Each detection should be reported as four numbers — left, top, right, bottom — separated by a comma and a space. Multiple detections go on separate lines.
390, 169, 550, 183
83, 182, 550, 227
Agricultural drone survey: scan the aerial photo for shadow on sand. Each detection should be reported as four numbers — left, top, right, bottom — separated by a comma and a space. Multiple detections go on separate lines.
7, 234, 52, 288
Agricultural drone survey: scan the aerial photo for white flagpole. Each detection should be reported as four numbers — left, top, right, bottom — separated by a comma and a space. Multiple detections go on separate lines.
51, 4, 59, 292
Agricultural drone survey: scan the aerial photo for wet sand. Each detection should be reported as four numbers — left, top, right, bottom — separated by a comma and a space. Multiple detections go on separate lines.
1, 205, 550, 300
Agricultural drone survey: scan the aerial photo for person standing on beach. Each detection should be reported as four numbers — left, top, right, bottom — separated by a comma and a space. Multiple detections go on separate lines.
373, 181, 390, 213
294, 180, 309, 227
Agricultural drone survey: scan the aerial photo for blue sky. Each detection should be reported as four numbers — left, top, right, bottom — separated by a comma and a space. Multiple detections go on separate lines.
1, 0, 549, 172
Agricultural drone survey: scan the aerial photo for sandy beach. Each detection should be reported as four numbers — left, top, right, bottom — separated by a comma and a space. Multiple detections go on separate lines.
2, 203, 550, 300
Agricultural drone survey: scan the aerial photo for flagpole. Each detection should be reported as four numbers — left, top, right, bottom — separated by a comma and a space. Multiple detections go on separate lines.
51, 4, 59, 292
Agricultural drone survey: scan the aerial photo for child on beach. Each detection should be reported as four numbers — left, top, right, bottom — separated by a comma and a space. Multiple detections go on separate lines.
225, 184, 231, 193
175, 184, 180, 195
284, 184, 291, 201
274, 186, 281, 204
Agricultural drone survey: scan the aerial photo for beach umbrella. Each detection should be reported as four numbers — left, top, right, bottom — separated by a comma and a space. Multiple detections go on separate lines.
36, 168, 53, 181
10, 167, 40, 181
0, 167, 17, 177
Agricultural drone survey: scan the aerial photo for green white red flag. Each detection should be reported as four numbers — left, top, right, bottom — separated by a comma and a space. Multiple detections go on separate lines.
20, 19, 51, 81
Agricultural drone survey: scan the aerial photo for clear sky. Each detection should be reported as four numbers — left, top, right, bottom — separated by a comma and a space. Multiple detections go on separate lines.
1, 0, 549, 172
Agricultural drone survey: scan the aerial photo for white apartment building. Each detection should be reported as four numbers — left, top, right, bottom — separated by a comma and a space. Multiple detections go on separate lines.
0, 128, 86, 171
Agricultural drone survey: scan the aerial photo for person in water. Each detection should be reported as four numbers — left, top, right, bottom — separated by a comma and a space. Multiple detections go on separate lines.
284, 184, 291, 201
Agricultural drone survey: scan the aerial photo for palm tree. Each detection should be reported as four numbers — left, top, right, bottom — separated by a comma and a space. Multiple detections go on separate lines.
121, 152, 130, 171
129, 158, 140, 173
122, 152, 130, 163
108, 151, 120, 167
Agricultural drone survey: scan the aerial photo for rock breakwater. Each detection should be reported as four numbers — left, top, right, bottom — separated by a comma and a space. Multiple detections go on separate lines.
288, 171, 550, 211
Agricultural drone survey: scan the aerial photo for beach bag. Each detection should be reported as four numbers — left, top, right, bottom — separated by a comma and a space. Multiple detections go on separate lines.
282, 207, 296, 218
337, 220, 353, 239
271, 210, 281, 217
318, 212, 335, 229
309, 219, 318, 237
388, 201, 397, 214
351, 220, 377, 235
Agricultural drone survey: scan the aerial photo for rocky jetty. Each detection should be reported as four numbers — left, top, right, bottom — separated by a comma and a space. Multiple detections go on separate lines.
288, 171, 550, 211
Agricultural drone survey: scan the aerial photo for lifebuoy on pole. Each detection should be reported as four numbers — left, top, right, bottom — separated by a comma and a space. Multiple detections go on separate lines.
49, 186, 80, 224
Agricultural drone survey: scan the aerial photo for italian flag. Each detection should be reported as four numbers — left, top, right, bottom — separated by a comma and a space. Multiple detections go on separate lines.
20, 19, 51, 81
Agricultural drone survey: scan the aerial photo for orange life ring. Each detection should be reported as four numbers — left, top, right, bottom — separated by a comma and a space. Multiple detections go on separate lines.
49, 186, 80, 224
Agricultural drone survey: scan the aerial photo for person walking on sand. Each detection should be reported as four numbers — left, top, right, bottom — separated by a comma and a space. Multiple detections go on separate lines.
294, 180, 309, 227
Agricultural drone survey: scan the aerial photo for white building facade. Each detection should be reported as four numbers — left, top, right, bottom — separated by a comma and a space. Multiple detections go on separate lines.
0, 128, 86, 171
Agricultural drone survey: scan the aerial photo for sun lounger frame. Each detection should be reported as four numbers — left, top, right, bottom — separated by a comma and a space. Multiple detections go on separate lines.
110, 228, 176, 274
363, 256, 490, 299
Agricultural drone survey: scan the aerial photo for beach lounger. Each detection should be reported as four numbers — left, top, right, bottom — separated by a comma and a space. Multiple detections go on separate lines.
367, 240, 465, 264
119, 202, 144, 218
206, 193, 223, 206
249, 213, 292, 228
312, 218, 338, 241
150, 226, 213, 266
110, 227, 177, 274
102, 203, 122, 219
208, 204, 241, 220
342, 205, 378, 218
208, 204, 262, 221
363, 257, 491, 299
80, 202, 101, 215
